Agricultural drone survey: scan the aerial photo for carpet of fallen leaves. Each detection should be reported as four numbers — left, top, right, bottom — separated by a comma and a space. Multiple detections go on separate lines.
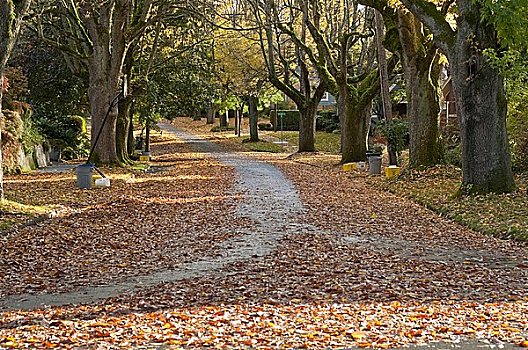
0, 121, 527, 349
0, 132, 249, 298
366, 165, 528, 241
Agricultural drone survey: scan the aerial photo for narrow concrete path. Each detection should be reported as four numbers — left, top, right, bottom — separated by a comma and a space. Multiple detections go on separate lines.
2, 123, 311, 310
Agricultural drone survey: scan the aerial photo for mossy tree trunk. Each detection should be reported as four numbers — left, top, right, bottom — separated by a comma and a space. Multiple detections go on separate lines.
397, 11, 442, 168
300, 6, 399, 164
298, 103, 318, 152
337, 62, 396, 164
400, 0, 515, 193
340, 90, 372, 163
248, 95, 259, 142
450, 0, 514, 193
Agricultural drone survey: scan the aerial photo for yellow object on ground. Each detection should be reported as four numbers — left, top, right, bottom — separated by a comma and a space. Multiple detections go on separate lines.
385, 165, 401, 178
139, 155, 150, 162
342, 163, 357, 171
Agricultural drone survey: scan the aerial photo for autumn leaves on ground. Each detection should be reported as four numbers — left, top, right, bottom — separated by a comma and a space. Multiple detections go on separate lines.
1, 120, 527, 349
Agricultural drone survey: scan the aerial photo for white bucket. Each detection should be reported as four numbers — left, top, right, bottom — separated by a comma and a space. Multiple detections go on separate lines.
95, 178, 111, 188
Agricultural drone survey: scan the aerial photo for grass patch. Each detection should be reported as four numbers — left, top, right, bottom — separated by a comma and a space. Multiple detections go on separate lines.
368, 165, 528, 242
129, 162, 150, 172
0, 199, 49, 232
269, 131, 341, 154
211, 126, 235, 132
0, 199, 48, 216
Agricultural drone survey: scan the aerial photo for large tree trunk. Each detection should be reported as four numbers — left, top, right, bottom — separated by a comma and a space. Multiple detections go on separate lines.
87, 74, 119, 164
448, 0, 514, 193
340, 89, 371, 163
0, 82, 4, 199
375, 10, 397, 165
398, 11, 441, 168
397, 0, 515, 193
84, 1, 127, 165
116, 95, 133, 163
127, 104, 135, 157
220, 110, 228, 128
116, 51, 133, 164
407, 62, 441, 168
248, 95, 259, 142
298, 103, 317, 152
206, 103, 216, 124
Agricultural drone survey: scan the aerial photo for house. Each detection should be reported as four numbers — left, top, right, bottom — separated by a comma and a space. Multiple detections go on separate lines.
439, 75, 459, 139
318, 92, 337, 110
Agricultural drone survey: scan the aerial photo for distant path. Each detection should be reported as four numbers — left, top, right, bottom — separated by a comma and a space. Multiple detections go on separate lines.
1, 123, 311, 310
37, 162, 78, 173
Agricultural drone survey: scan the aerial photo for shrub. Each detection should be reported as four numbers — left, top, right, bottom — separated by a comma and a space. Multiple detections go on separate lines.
258, 123, 273, 131
37, 115, 89, 159
316, 111, 340, 133
507, 95, 528, 171
443, 144, 462, 167
376, 118, 409, 156
274, 110, 300, 131
211, 125, 235, 132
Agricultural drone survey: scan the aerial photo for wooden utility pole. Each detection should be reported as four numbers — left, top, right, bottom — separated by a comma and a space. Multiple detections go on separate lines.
374, 10, 397, 165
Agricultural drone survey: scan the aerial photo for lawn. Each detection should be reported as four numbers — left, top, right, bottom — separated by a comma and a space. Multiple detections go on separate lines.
269, 131, 341, 154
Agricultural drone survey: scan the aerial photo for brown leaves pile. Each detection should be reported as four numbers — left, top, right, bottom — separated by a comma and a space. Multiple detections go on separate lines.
0, 122, 527, 349
0, 133, 248, 298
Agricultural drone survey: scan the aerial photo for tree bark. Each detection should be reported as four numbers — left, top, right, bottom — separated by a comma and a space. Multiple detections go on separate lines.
256, 0, 325, 152
399, 0, 515, 193
340, 91, 372, 163
0, 79, 4, 199
87, 67, 119, 164
298, 103, 317, 152
397, 11, 441, 168
220, 110, 228, 128
450, 0, 514, 193
127, 103, 135, 157
116, 95, 133, 163
248, 95, 259, 142
338, 64, 393, 164
145, 119, 150, 153
84, 1, 128, 164
206, 103, 216, 124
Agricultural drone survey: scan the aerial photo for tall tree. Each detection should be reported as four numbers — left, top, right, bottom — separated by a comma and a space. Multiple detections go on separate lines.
374, 10, 397, 165
398, 0, 516, 193
397, 10, 441, 168
0, 0, 32, 199
214, 26, 268, 142
247, 0, 326, 152
285, 0, 398, 163
359, 0, 443, 168
33, 0, 169, 164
